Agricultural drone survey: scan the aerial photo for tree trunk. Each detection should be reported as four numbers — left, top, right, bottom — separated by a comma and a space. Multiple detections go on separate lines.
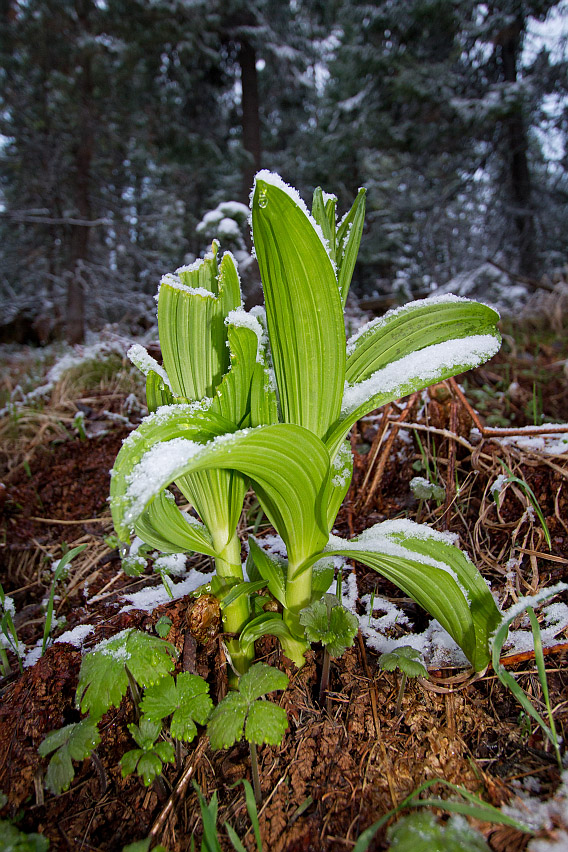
238, 38, 262, 202
66, 0, 93, 344
498, 18, 537, 278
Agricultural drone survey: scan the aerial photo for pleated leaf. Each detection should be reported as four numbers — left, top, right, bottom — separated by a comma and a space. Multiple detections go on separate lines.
336, 187, 366, 307
113, 424, 331, 572
134, 490, 216, 556
311, 186, 336, 261
238, 612, 308, 667
322, 520, 501, 671
325, 303, 501, 456
252, 171, 345, 438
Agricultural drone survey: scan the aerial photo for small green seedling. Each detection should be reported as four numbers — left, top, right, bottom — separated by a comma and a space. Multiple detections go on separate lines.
386, 812, 490, 852
43, 544, 87, 655
378, 646, 427, 717
122, 840, 170, 852
493, 459, 552, 550
154, 616, 173, 638
410, 475, 446, 504
120, 718, 175, 786
0, 584, 22, 674
38, 718, 101, 794
207, 663, 289, 804
299, 593, 358, 704
192, 779, 263, 852
0, 820, 50, 851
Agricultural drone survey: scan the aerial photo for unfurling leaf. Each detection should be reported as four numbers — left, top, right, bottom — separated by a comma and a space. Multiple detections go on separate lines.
299, 594, 358, 658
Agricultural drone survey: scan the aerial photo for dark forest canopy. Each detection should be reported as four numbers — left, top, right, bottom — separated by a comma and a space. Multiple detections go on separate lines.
1, 0, 567, 342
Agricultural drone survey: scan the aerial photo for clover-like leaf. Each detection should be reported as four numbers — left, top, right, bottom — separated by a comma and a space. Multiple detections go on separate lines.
0, 820, 50, 851
299, 594, 358, 658
378, 646, 428, 679
207, 662, 289, 750
140, 672, 213, 742
39, 718, 100, 794
76, 629, 178, 719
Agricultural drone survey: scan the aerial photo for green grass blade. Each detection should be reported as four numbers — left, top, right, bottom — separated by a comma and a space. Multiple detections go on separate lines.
252, 171, 345, 439
526, 606, 562, 767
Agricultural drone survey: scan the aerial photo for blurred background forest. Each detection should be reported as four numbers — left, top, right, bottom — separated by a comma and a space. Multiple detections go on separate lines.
1, 0, 567, 345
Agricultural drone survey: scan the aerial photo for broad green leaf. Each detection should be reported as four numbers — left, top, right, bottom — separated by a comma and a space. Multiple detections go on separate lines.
336, 187, 366, 308
378, 646, 428, 678
248, 536, 287, 605
220, 580, 268, 611
299, 595, 358, 658
110, 401, 232, 540
39, 718, 100, 794
154, 740, 175, 765
76, 629, 177, 718
245, 700, 288, 746
140, 672, 213, 742
158, 243, 241, 400
134, 490, 216, 557
321, 521, 501, 671
345, 297, 500, 385
239, 661, 289, 702
207, 692, 248, 749
210, 319, 261, 428
252, 172, 345, 439
119, 748, 142, 777
326, 301, 501, 456
311, 558, 336, 600
146, 370, 178, 413
325, 440, 353, 531
114, 424, 331, 572
238, 613, 308, 668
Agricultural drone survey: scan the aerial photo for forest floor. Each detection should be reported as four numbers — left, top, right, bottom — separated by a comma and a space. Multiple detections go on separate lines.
1, 310, 568, 852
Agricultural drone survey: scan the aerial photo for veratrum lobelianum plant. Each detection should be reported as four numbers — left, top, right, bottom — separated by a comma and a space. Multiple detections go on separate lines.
110, 171, 502, 675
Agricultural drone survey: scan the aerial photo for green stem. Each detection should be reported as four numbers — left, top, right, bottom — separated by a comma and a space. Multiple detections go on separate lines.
249, 741, 262, 806
0, 647, 11, 676
319, 647, 331, 706
285, 562, 313, 628
214, 531, 253, 676
394, 672, 407, 717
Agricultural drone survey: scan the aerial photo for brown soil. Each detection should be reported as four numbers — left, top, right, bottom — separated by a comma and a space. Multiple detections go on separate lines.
1, 342, 568, 852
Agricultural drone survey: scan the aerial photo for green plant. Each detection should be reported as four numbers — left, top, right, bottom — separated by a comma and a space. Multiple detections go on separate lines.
119, 718, 175, 786
110, 171, 503, 676
39, 628, 181, 794
300, 593, 358, 704
493, 460, 552, 550
0, 585, 22, 674
207, 662, 289, 804
352, 777, 533, 852
0, 820, 50, 851
38, 719, 101, 794
378, 646, 428, 717
42, 544, 87, 655
154, 616, 173, 638
386, 811, 490, 852
491, 584, 567, 769
192, 779, 263, 852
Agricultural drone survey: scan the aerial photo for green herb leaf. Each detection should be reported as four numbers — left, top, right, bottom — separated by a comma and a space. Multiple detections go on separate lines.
0, 820, 50, 851
245, 699, 288, 746
335, 187, 366, 308
207, 663, 288, 750
76, 629, 177, 719
140, 672, 213, 742
299, 594, 358, 658
39, 718, 100, 794
134, 490, 216, 557
378, 646, 427, 678
252, 172, 345, 439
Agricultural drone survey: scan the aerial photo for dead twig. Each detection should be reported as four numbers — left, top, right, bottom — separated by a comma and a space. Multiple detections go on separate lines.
149, 735, 209, 842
